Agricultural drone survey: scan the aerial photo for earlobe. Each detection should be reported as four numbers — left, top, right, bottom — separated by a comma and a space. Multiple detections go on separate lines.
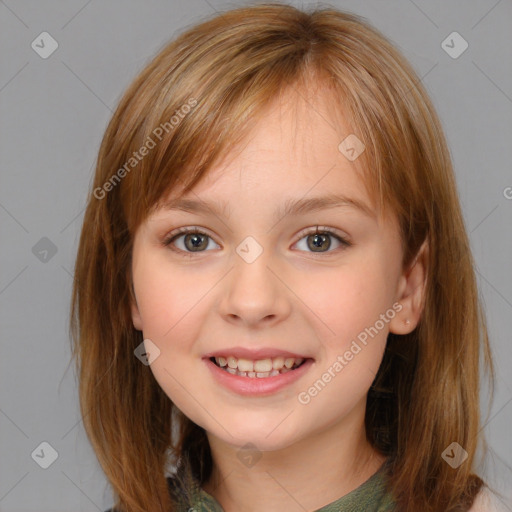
390, 239, 429, 335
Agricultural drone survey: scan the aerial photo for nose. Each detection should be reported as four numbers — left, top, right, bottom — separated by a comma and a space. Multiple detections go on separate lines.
219, 246, 292, 328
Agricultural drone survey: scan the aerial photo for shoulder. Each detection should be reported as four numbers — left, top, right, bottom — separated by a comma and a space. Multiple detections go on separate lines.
468, 487, 509, 512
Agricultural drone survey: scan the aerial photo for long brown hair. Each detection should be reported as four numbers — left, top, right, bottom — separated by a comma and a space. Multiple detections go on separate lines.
69, 3, 495, 511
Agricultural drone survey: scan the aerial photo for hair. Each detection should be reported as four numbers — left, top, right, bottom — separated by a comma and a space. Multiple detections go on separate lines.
69, 3, 496, 511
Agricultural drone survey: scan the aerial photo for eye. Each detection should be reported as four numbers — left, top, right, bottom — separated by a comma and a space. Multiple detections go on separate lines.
293, 226, 351, 254
163, 227, 220, 256
162, 225, 351, 257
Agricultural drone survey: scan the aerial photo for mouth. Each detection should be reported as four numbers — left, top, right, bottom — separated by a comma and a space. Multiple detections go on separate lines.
204, 354, 315, 396
209, 355, 311, 378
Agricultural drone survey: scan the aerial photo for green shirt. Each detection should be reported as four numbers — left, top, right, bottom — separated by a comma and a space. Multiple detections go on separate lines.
167, 459, 396, 511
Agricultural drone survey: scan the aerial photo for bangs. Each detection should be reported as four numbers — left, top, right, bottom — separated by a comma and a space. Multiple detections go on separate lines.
105, 15, 403, 241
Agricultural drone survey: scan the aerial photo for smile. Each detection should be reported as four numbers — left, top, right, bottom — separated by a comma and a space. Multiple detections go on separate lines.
210, 355, 306, 378
204, 356, 315, 396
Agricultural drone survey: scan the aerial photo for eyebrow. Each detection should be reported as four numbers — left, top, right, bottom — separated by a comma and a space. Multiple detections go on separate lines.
161, 193, 376, 221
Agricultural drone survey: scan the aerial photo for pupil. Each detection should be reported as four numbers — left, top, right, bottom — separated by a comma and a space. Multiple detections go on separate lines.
309, 233, 330, 252
186, 233, 207, 251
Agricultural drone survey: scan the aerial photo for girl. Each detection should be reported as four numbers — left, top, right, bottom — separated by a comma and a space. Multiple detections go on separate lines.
70, 3, 501, 511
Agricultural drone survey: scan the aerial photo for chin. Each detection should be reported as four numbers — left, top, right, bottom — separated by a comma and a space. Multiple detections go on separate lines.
205, 418, 304, 452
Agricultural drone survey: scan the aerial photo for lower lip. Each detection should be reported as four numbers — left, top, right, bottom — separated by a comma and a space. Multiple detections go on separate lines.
204, 358, 315, 396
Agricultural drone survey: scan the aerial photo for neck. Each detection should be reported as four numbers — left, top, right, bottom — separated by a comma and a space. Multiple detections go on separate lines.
202, 403, 387, 512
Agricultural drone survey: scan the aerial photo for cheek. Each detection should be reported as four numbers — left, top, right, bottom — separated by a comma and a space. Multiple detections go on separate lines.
308, 254, 396, 345
133, 254, 206, 339
298, 263, 391, 415
133, 257, 209, 413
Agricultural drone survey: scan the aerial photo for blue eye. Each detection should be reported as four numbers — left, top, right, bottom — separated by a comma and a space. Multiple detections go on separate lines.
163, 226, 351, 257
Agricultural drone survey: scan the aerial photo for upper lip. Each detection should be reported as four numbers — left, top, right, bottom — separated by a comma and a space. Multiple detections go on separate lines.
204, 347, 313, 360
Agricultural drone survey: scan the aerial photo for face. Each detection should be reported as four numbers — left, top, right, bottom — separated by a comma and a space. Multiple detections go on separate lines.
130, 85, 419, 453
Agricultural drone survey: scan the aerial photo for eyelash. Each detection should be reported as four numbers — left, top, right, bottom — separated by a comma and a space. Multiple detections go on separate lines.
162, 226, 352, 258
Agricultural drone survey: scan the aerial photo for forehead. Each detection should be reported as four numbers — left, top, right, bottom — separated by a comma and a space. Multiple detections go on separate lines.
156, 84, 379, 218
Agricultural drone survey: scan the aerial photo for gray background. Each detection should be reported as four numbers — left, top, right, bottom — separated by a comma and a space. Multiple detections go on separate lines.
1, 0, 511, 511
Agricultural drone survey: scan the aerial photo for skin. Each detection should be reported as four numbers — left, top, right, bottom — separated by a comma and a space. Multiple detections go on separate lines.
130, 83, 428, 512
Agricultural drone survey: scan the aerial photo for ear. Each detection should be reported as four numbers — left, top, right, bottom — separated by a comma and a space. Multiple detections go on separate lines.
389, 239, 429, 335
130, 285, 143, 331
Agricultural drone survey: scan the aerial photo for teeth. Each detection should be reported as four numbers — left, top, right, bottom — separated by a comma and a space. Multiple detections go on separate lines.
236, 358, 254, 372
213, 354, 307, 377
254, 359, 272, 372
272, 356, 284, 370
284, 358, 295, 368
